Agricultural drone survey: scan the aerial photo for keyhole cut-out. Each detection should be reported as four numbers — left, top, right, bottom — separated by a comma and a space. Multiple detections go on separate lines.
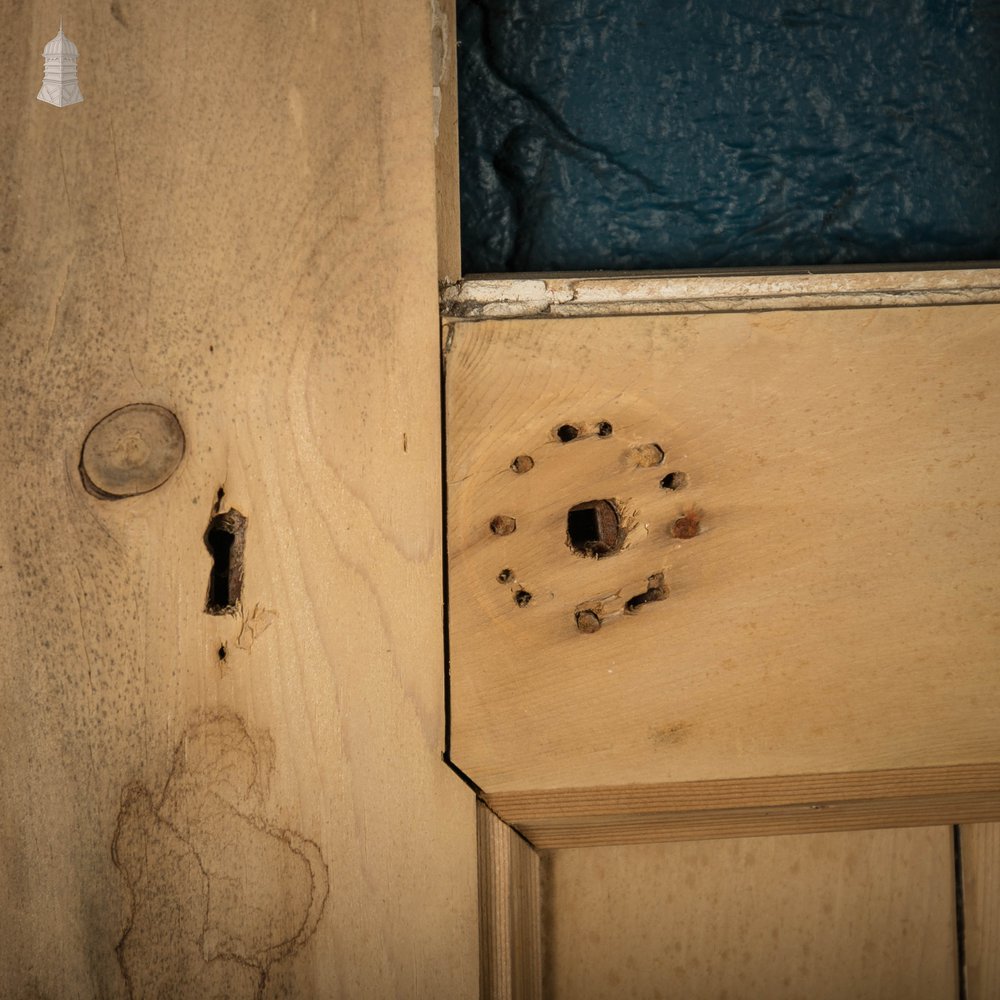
204, 509, 247, 614
567, 499, 623, 558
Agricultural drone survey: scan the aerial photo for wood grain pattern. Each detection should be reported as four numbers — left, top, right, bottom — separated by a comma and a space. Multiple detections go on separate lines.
961, 823, 1000, 1000
544, 827, 960, 1000
0, 2, 477, 997
478, 802, 544, 1000
487, 764, 1000, 849
446, 308, 1000, 841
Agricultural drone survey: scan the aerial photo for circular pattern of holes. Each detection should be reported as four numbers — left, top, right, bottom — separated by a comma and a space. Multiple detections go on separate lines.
490, 420, 700, 621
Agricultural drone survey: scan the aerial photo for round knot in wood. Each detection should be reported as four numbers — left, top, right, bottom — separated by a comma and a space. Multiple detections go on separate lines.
80, 403, 185, 499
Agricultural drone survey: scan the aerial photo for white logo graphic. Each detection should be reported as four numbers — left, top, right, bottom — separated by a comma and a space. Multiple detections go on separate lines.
37, 21, 83, 108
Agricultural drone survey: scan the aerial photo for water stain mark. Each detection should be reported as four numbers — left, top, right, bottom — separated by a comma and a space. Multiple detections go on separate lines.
112, 713, 329, 999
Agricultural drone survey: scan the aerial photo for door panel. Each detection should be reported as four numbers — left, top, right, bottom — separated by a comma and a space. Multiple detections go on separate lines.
544, 828, 959, 1000
446, 306, 1000, 843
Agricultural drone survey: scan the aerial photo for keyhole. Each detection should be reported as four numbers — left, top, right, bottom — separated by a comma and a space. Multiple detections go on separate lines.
204, 509, 247, 614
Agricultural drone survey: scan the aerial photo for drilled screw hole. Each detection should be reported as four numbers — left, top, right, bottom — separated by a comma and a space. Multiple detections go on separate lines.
514, 589, 532, 607
575, 609, 602, 633
596, 421, 613, 437
497, 568, 513, 583
490, 514, 517, 536
556, 424, 579, 443
660, 471, 688, 490
510, 454, 535, 474
567, 499, 624, 558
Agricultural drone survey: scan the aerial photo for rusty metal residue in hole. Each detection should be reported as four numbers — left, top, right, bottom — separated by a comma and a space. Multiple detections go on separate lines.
567, 498, 624, 558
624, 572, 668, 613
670, 506, 702, 539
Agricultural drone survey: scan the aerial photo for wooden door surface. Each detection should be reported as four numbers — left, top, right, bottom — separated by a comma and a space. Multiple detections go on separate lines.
4, 0, 1000, 997
1, 2, 478, 997
445, 303, 1000, 842
445, 285, 1000, 998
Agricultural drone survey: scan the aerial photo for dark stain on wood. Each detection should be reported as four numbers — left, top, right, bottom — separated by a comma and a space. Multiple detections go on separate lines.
112, 713, 329, 999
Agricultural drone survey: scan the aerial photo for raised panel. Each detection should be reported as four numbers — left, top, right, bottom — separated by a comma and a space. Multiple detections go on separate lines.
446, 305, 1000, 842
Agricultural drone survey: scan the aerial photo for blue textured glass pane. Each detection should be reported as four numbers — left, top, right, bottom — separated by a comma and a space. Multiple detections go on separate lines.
458, 0, 1000, 273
